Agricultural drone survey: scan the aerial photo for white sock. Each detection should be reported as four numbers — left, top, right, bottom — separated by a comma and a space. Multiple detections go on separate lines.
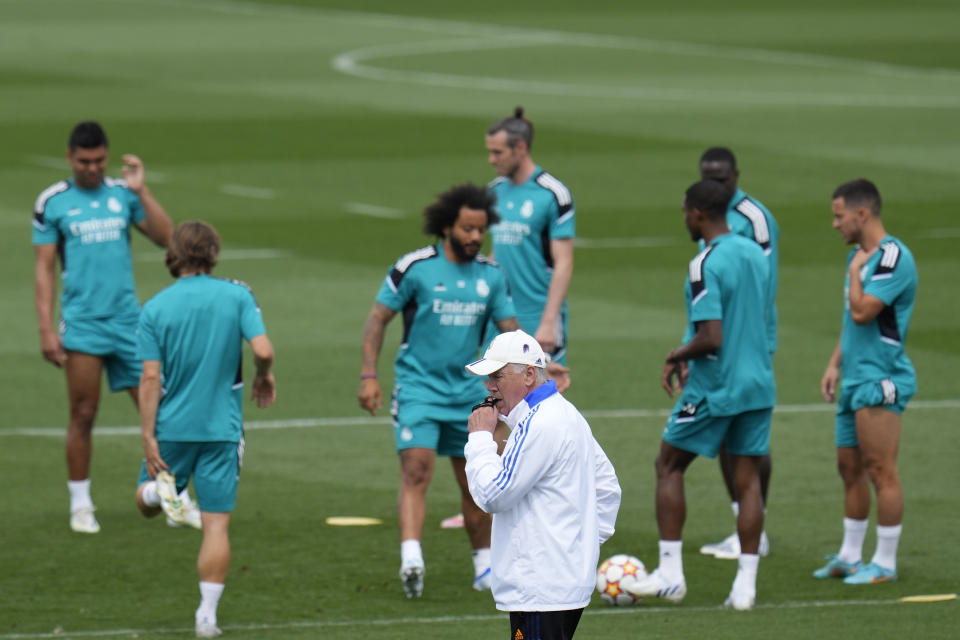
141, 481, 160, 507
472, 548, 491, 575
658, 540, 683, 581
838, 517, 868, 564
871, 524, 902, 571
733, 553, 759, 595
196, 581, 224, 624
401, 539, 423, 567
68, 479, 93, 512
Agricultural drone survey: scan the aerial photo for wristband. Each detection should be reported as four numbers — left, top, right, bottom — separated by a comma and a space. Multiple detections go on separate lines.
360, 373, 377, 380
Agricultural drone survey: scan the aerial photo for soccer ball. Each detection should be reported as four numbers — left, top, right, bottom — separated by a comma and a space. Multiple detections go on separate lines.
596, 554, 646, 606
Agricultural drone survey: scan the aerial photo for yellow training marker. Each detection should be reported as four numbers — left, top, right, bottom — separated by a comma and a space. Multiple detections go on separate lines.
898, 593, 957, 603
325, 516, 383, 526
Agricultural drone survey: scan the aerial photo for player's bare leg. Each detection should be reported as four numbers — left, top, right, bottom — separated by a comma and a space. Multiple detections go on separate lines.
397, 447, 433, 597
398, 447, 435, 542
64, 352, 104, 481
836, 446, 870, 520
724, 454, 764, 609
842, 408, 903, 582
196, 512, 230, 636
64, 352, 104, 532
856, 408, 902, 525
702, 446, 771, 559
626, 441, 695, 602
653, 441, 697, 540
451, 456, 493, 590
450, 456, 491, 548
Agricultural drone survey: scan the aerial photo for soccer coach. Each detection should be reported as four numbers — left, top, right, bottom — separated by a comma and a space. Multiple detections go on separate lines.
464, 330, 621, 640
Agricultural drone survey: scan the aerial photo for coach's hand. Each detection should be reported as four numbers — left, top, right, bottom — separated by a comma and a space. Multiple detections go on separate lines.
468, 405, 498, 434
358, 377, 382, 415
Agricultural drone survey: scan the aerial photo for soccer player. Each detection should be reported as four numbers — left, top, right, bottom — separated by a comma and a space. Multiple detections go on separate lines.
626, 179, 775, 610
697, 147, 779, 560
358, 183, 519, 598
485, 107, 574, 386
134, 221, 276, 637
464, 330, 621, 640
814, 179, 916, 585
33, 121, 173, 533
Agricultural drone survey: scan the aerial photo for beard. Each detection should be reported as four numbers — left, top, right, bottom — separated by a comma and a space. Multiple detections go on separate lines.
449, 235, 480, 262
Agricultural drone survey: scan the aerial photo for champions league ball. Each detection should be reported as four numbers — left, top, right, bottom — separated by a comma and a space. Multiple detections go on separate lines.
596, 554, 647, 606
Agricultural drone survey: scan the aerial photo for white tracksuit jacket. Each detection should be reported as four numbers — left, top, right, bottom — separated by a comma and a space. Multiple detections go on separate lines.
464, 380, 622, 612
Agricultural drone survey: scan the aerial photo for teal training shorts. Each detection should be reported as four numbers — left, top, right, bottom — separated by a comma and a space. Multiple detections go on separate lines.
835, 378, 914, 448
137, 440, 243, 512
61, 314, 141, 391
663, 397, 772, 458
391, 386, 472, 457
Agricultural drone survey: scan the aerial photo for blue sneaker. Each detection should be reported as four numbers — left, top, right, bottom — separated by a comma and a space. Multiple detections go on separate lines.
813, 554, 861, 579
843, 562, 897, 584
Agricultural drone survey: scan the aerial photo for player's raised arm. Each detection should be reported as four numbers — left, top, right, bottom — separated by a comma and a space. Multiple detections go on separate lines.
358, 302, 395, 415
125, 154, 173, 247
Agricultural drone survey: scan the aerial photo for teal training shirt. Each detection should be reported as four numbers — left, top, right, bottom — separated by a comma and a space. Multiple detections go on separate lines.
699, 187, 779, 353
488, 166, 574, 328
682, 233, 775, 415
32, 177, 145, 320
727, 188, 779, 353
138, 275, 267, 442
376, 243, 515, 406
840, 236, 917, 386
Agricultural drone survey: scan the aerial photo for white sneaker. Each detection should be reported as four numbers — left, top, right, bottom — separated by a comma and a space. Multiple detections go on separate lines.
724, 589, 756, 611
167, 491, 202, 530
70, 506, 100, 534
472, 567, 492, 591
700, 531, 770, 559
156, 471, 189, 525
623, 569, 687, 603
399, 562, 425, 598
195, 617, 222, 638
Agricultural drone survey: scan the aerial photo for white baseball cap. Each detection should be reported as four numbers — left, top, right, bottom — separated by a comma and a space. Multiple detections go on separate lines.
465, 330, 547, 376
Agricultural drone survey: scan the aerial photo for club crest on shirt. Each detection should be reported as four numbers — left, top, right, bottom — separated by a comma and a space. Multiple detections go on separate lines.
476, 278, 489, 297
520, 200, 534, 218
107, 197, 123, 213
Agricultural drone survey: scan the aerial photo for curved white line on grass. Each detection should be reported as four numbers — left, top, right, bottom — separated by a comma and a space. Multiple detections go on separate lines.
345, 202, 405, 218
147, 0, 960, 82
0, 597, 921, 639
576, 237, 680, 249
332, 38, 960, 108
5, 399, 958, 437
219, 184, 276, 199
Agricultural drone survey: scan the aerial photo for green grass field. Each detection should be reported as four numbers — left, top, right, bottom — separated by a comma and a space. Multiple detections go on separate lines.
1, 0, 958, 637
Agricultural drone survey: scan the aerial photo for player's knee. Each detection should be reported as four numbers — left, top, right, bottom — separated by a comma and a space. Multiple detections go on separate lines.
862, 457, 899, 488
68, 401, 98, 428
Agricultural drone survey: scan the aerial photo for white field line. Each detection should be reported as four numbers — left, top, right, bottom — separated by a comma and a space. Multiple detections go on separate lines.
576, 237, 680, 249
27, 155, 169, 182
4, 399, 958, 438
0, 596, 938, 639
134, 248, 291, 262
219, 184, 276, 199
147, 0, 960, 82
917, 228, 960, 238
331, 38, 960, 108
345, 201, 405, 218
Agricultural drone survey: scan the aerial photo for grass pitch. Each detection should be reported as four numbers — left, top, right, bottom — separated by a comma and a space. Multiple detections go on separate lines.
0, 0, 958, 638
